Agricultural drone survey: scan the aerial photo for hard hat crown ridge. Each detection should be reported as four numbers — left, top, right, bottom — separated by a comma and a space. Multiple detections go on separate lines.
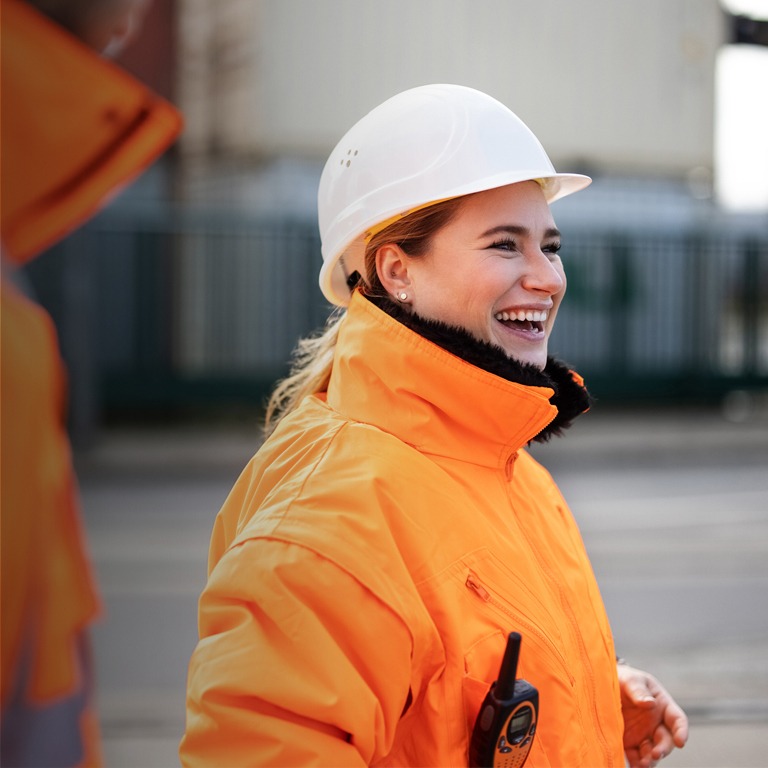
318, 84, 591, 306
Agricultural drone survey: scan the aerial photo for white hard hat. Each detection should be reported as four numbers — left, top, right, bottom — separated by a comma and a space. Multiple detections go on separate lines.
318, 84, 591, 306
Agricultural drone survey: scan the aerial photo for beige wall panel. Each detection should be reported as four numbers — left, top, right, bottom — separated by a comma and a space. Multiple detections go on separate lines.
249, 0, 724, 174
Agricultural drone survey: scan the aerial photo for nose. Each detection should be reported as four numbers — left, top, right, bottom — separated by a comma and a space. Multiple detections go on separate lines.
521, 250, 565, 297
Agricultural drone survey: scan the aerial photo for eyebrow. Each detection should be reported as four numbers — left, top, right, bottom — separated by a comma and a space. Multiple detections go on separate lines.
481, 225, 562, 240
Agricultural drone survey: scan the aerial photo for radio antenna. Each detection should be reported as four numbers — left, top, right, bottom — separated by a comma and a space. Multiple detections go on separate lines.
496, 632, 521, 701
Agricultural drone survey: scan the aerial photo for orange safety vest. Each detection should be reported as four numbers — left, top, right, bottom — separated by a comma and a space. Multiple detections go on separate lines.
181, 291, 625, 767
1, 1, 181, 764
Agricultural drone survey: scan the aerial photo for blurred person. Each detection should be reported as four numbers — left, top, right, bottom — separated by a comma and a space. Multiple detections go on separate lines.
181, 85, 687, 768
0, 0, 181, 764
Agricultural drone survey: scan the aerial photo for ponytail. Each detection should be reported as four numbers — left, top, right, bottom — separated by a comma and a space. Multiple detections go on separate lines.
263, 310, 346, 437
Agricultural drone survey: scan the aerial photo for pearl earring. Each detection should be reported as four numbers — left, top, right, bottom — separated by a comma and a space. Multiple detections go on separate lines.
398, 292, 408, 301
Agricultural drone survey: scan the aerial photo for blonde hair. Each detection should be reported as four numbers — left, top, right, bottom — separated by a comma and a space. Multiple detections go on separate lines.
264, 197, 466, 437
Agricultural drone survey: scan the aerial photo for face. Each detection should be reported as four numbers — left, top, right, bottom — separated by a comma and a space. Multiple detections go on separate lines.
391, 181, 565, 369
79, 0, 152, 57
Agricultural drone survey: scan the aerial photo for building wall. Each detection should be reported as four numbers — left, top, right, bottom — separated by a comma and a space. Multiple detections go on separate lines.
177, 0, 726, 176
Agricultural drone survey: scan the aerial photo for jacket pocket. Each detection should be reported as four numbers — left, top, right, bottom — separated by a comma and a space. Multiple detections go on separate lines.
462, 630, 504, 738
462, 672, 491, 740
462, 671, 552, 768
456, 551, 587, 767
463, 566, 575, 689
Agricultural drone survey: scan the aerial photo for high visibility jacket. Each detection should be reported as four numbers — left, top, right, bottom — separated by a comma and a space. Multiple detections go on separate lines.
181, 291, 625, 767
0, 0, 182, 266
1, 284, 104, 767
1, 2, 181, 764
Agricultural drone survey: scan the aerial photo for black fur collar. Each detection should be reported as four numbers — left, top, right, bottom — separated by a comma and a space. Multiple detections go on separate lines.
365, 292, 591, 443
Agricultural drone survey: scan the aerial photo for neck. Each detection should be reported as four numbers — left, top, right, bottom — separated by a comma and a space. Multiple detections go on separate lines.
363, 291, 591, 443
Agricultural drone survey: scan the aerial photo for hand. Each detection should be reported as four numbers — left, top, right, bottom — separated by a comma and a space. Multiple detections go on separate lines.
617, 663, 688, 768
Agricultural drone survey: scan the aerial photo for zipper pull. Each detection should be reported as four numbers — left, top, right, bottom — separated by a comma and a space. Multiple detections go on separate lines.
505, 451, 518, 481
466, 570, 491, 601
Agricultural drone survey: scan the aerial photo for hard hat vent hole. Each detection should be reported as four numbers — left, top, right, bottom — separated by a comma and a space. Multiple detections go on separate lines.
340, 159, 343, 165
354, 150, 358, 155
347, 150, 351, 155
346, 160, 351, 167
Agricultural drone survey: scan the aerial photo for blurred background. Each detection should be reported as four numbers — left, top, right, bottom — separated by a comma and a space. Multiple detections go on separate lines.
18, 0, 768, 765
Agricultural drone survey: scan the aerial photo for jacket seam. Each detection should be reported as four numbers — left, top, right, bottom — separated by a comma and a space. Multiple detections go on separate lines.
257, 419, 346, 537
254, 421, 429, 650
506, 488, 612, 765
223, 534, 419, 752
227, 535, 418, 649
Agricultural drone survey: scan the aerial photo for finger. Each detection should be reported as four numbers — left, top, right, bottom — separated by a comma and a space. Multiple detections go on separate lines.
626, 677, 656, 707
640, 739, 655, 765
640, 739, 656, 768
651, 723, 675, 761
628, 743, 655, 768
662, 699, 689, 747
645, 674, 689, 747
625, 746, 642, 768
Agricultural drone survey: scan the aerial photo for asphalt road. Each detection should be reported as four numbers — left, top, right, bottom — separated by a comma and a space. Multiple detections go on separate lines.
78, 408, 768, 766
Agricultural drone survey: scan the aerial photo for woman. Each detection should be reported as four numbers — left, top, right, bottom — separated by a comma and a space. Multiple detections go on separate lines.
181, 85, 687, 767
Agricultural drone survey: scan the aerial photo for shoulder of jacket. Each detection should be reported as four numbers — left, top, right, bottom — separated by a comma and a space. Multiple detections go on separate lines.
219, 412, 449, 600
239, 414, 441, 539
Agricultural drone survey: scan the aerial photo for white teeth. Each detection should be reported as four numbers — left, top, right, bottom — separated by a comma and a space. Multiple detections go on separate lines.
497, 309, 549, 324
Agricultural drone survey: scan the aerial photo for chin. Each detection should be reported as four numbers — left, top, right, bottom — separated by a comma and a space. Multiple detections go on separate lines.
503, 345, 547, 370
489, 322, 549, 370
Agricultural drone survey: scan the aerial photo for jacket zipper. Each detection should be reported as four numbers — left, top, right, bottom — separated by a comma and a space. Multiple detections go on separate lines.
508, 523, 613, 766
465, 570, 575, 687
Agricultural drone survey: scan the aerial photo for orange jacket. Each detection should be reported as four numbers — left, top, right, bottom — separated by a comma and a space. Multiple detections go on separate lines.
1, 1, 181, 763
181, 291, 625, 767
0, 285, 101, 700
0, 0, 182, 265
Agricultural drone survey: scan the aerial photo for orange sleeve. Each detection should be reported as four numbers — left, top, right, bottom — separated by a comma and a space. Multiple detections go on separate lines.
180, 538, 414, 767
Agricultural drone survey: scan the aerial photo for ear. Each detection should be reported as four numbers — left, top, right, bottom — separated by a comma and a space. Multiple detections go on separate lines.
375, 244, 412, 300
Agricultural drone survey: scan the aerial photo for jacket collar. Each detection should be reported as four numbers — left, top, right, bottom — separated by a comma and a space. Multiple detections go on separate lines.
326, 291, 584, 471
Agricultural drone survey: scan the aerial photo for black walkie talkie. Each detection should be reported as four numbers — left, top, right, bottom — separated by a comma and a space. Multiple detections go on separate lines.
469, 632, 539, 768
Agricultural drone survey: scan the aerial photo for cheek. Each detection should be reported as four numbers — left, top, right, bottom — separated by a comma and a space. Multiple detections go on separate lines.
546, 269, 567, 333
554, 272, 566, 306
415, 260, 478, 311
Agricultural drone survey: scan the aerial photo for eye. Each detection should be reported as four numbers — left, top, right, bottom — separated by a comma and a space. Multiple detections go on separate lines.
488, 238, 518, 254
543, 241, 562, 256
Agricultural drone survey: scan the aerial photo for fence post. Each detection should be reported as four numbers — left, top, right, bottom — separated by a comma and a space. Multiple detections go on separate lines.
743, 239, 761, 376
609, 236, 632, 374
60, 231, 99, 449
135, 230, 172, 376
685, 234, 707, 373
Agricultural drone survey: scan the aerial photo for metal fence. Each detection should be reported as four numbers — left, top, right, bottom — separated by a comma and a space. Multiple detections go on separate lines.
25, 208, 768, 439
550, 230, 768, 400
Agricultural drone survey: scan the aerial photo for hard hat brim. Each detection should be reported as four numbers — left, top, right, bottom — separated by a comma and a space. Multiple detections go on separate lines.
319, 171, 591, 307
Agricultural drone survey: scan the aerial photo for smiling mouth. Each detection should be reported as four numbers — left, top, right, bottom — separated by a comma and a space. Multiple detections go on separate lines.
494, 310, 547, 335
